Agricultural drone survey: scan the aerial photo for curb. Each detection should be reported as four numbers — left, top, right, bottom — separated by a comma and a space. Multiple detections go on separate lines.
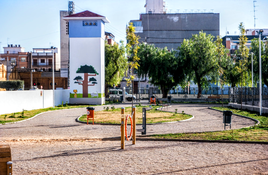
1, 108, 85, 125
2, 136, 267, 145
208, 107, 260, 126
136, 137, 268, 144
76, 115, 194, 125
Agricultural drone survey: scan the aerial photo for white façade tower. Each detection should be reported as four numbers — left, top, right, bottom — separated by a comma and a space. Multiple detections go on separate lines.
63, 11, 109, 105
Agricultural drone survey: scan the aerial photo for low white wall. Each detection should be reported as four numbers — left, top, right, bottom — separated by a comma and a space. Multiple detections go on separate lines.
0, 89, 70, 115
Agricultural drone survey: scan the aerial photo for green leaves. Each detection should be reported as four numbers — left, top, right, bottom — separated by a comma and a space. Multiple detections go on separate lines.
178, 31, 219, 98
105, 41, 128, 87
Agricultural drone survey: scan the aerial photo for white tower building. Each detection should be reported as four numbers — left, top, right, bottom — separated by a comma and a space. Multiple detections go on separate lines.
145, 0, 166, 14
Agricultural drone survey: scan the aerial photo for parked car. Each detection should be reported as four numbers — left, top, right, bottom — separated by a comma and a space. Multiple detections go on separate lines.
109, 89, 136, 101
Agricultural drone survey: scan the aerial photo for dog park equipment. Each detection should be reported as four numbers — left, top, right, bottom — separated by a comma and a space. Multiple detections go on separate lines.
64, 10, 109, 105
0, 144, 12, 175
141, 108, 148, 135
86, 107, 95, 125
223, 110, 233, 130
121, 107, 136, 149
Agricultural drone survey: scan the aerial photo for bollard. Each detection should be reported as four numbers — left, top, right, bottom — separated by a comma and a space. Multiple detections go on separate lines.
121, 107, 125, 149
132, 106, 136, 145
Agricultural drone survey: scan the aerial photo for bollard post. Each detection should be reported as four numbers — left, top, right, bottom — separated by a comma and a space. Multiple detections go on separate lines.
121, 107, 125, 149
132, 106, 136, 145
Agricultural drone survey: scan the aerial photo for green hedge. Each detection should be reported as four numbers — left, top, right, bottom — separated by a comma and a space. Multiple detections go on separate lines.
0, 80, 24, 90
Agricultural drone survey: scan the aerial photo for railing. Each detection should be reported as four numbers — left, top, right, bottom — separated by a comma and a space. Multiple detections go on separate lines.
229, 87, 268, 107
125, 87, 231, 95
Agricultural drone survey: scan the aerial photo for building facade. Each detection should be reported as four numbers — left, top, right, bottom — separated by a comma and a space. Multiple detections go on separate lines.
0, 44, 30, 80
131, 13, 220, 50
64, 10, 109, 104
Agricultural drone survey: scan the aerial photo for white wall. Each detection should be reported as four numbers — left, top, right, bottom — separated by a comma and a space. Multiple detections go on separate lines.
69, 38, 104, 95
0, 89, 70, 115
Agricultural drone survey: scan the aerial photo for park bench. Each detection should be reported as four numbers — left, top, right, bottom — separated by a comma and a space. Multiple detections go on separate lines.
158, 100, 169, 110
208, 95, 220, 99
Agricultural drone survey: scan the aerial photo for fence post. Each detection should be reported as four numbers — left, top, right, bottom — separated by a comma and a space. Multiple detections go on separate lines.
121, 107, 125, 149
132, 106, 136, 145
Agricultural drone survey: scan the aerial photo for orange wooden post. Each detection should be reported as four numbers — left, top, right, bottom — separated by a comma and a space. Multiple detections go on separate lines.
132, 106, 136, 145
121, 107, 125, 149
7, 161, 12, 175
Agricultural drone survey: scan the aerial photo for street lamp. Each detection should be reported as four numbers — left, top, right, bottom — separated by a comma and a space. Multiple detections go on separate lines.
257, 29, 263, 115
51, 46, 56, 108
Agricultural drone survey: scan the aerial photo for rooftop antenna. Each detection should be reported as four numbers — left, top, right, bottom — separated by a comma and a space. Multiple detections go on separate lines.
68, 1, 75, 15
253, 0, 257, 28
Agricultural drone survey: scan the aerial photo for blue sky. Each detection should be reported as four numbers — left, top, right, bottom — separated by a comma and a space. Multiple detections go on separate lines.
0, 0, 267, 52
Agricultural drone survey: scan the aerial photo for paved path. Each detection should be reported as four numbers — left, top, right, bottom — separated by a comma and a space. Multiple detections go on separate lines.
0, 104, 256, 141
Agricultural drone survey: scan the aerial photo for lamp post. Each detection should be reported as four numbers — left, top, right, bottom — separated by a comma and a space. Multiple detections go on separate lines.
251, 52, 254, 87
51, 46, 55, 108
257, 30, 263, 115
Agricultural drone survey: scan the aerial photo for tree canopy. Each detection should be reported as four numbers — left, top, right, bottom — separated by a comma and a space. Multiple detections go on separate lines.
105, 41, 128, 96
178, 31, 219, 98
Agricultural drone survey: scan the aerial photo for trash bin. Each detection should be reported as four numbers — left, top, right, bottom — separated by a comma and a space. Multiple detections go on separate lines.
223, 110, 232, 129
150, 96, 156, 104
167, 96, 172, 103
86, 107, 95, 125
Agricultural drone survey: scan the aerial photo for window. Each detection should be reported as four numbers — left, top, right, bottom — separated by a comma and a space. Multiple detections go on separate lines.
0, 58, 5, 61
33, 59, 37, 65
83, 20, 97, 26
21, 58, 26, 62
40, 59, 45, 63
11, 58, 16, 65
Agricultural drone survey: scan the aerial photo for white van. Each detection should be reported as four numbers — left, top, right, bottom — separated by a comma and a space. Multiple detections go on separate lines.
109, 89, 136, 101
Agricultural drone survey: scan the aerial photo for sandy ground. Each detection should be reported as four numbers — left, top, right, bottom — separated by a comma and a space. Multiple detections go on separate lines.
8, 140, 268, 175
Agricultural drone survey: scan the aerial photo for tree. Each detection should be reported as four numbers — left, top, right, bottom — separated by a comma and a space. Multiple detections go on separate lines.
251, 38, 268, 87
74, 65, 98, 97
137, 43, 185, 98
126, 22, 140, 107
178, 31, 219, 98
105, 41, 128, 97
235, 22, 249, 87
216, 37, 241, 87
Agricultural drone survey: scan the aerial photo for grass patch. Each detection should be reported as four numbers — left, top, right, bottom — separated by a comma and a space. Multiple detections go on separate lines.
0, 104, 94, 124
152, 107, 268, 142
79, 105, 192, 124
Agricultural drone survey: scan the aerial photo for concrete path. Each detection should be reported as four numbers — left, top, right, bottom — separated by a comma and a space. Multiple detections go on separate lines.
0, 104, 256, 141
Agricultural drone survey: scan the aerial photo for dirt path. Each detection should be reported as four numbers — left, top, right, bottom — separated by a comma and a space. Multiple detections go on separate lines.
8, 140, 268, 175
0, 104, 256, 141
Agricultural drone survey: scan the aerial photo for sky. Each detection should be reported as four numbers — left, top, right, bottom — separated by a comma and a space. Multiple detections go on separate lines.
0, 0, 267, 52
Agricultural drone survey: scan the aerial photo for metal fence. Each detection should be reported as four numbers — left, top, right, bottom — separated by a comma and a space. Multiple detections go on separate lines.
229, 87, 268, 107
124, 87, 232, 100
125, 87, 231, 95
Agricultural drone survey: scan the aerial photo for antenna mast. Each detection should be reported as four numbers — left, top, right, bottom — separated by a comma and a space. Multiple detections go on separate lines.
68, 1, 75, 15
253, 0, 257, 28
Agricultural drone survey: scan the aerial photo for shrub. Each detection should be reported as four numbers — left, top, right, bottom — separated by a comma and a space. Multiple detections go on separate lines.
0, 80, 24, 90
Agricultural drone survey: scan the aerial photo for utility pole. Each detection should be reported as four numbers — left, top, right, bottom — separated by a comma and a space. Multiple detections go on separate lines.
52, 47, 55, 108
30, 52, 33, 89
258, 30, 263, 115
